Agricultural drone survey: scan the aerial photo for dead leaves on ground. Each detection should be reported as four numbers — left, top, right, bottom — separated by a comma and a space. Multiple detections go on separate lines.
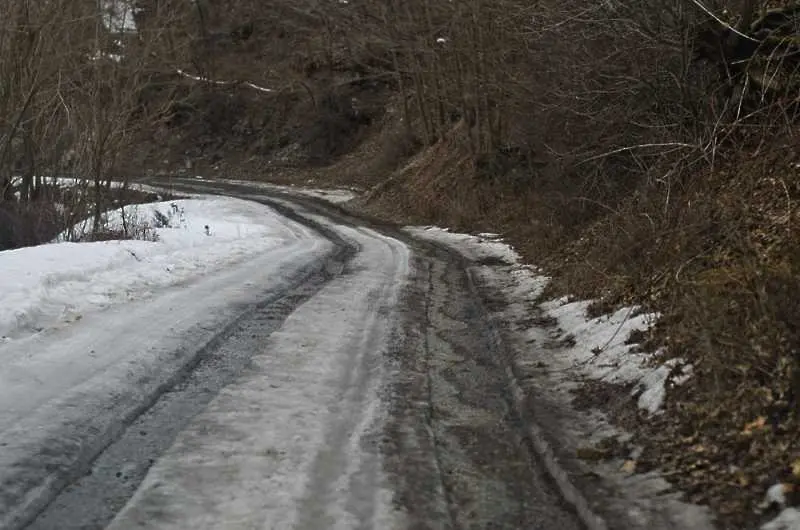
792, 458, 800, 479
742, 416, 769, 436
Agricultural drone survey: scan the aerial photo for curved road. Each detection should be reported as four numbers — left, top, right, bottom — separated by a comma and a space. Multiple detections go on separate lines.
4, 180, 583, 530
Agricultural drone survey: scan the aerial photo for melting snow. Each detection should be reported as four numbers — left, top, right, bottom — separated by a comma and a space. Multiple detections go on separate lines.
0, 197, 292, 342
404, 226, 685, 414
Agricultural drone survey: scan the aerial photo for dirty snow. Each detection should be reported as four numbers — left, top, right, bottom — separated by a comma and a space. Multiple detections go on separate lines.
763, 508, 800, 530
406, 225, 718, 529
539, 298, 691, 415
107, 217, 410, 530
144, 177, 358, 204
0, 197, 297, 342
405, 226, 680, 414
219, 178, 359, 204
0, 194, 333, 528
408, 226, 526, 267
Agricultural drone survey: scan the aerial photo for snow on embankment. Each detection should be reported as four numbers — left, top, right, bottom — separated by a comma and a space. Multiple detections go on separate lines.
404, 226, 682, 413
405, 226, 722, 529
0, 197, 290, 341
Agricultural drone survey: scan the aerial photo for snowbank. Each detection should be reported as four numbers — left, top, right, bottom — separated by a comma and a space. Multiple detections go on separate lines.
0, 197, 293, 341
763, 508, 800, 530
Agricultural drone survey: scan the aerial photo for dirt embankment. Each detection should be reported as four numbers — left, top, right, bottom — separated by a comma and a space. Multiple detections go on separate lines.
354, 124, 800, 529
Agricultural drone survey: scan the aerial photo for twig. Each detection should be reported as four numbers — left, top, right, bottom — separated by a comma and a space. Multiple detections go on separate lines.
578, 142, 697, 164
175, 68, 275, 94
596, 305, 637, 354
684, 0, 760, 42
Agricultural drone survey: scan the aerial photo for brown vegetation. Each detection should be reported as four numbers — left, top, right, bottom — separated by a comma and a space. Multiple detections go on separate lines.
352, 1, 800, 527
4, 0, 800, 526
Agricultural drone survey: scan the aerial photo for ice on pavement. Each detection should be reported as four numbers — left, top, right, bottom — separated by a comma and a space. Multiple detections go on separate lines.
107, 218, 410, 529
1, 197, 293, 342
404, 226, 683, 414
219, 178, 359, 203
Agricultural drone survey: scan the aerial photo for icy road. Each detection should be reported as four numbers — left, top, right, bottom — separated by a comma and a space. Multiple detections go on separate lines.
1, 179, 583, 530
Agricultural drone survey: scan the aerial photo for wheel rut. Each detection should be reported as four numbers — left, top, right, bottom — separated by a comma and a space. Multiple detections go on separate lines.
23, 208, 356, 530
130, 177, 589, 529
385, 250, 584, 529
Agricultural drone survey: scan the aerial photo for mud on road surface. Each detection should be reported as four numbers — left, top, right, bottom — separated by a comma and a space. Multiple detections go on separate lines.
17, 178, 584, 530
384, 252, 582, 529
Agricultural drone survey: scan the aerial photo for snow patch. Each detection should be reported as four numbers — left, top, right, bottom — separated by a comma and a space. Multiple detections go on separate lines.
102, 0, 138, 33
407, 226, 526, 267
9, 176, 130, 188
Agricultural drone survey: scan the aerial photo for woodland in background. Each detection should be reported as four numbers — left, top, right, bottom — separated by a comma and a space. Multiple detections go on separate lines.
3, 0, 798, 246
2, 1, 800, 526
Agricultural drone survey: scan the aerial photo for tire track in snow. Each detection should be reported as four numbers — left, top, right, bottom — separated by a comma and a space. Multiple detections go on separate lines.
104, 220, 410, 530
9, 205, 354, 530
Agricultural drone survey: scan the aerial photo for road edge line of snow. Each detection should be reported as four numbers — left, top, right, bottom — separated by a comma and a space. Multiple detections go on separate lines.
466, 268, 609, 530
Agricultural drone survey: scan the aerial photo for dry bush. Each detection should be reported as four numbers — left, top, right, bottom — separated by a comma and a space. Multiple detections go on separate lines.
0, 0, 197, 247
623, 145, 800, 526
0, 203, 58, 250
359, 4, 800, 521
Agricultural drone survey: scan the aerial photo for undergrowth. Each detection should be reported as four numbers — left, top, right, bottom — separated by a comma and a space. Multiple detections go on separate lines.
1, 181, 171, 249
354, 109, 800, 527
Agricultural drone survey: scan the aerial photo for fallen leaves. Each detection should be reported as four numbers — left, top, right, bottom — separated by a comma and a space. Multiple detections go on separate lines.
742, 416, 769, 436
576, 446, 612, 462
621, 459, 637, 474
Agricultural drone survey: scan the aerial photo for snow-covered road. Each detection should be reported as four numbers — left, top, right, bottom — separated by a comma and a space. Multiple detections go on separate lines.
0, 198, 335, 529
107, 220, 409, 529
4, 179, 589, 530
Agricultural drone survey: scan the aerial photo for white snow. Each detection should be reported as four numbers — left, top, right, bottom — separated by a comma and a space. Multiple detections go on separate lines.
175, 69, 275, 94
539, 298, 687, 414
404, 226, 682, 414
763, 508, 800, 530
90, 50, 123, 63
1, 198, 294, 342
102, 0, 138, 33
764, 483, 790, 508
9, 176, 127, 187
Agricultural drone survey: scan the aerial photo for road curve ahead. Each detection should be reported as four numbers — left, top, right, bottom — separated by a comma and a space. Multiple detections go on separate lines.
17, 180, 584, 530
